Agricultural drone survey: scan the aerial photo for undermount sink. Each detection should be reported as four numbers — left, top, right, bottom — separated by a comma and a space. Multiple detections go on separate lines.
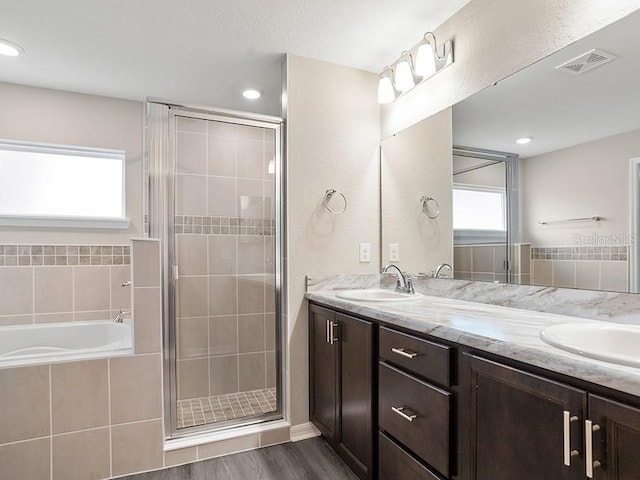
540, 323, 640, 368
336, 289, 423, 302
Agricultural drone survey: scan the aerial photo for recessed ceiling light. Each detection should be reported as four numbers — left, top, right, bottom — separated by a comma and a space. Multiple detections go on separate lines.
242, 89, 262, 100
516, 136, 533, 144
0, 39, 24, 57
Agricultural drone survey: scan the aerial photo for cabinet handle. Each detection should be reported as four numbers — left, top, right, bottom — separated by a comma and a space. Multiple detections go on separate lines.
391, 347, 419, 359
391, 406, 418, 422
329, 321, 338, 345
585, 420, 602, 478
326, 319, 330, 344
563, 410, 579, 466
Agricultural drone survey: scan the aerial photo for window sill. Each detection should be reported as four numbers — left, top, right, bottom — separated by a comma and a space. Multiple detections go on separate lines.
0, 215, 130, 229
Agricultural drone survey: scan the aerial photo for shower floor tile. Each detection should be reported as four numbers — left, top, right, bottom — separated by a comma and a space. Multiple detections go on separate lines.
176, 387, 277, 429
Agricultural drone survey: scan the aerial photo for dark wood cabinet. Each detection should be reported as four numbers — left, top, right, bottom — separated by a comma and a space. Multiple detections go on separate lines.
463, 354, 587, 480
588, 395, 640, 480
309, 304, 374, 479
311, 301, 640, 480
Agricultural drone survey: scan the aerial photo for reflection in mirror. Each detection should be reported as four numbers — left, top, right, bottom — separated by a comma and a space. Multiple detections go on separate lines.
451, 9, 640, 293
381, 108, 453, 276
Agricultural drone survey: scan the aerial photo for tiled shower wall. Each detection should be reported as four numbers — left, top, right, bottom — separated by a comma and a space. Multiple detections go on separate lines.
0, 245, 131, 326
174, 116, 276, 401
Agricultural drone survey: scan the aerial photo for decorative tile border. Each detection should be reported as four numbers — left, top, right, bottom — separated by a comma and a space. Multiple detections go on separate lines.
531, 245, 628, 261
0, 245, 130, 267
174, 216, 275, 235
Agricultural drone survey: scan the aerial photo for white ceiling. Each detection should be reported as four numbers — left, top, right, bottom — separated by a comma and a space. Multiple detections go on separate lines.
453, 9, 640, 159
0, 0, 470, 115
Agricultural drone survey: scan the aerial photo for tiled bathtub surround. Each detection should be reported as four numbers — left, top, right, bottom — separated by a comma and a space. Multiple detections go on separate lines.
530, 245, 629, 292
0, 254, 132, 327
531, 245, 628, 261
0, 244, 130, 267
0, 239, 164, 480
174, 116, 277, 413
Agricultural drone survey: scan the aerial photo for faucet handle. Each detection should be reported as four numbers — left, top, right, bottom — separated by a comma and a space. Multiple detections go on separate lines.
406, 278, 415, 294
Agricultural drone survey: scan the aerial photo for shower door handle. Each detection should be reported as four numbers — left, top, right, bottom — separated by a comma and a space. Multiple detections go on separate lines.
172, 265, 179, 281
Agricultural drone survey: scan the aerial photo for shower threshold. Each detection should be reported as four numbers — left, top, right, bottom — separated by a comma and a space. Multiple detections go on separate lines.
177, 387, 277, 429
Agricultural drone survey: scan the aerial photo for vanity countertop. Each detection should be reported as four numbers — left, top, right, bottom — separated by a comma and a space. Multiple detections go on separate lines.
306, 289, 640, 398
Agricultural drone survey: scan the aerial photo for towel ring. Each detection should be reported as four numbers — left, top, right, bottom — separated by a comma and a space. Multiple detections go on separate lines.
324, 189, 347, 214
420, 196, 440, 219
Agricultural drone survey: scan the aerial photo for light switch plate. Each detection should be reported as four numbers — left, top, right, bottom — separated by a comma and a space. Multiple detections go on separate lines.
359, 243, 371, 263
389, 243, 399, 262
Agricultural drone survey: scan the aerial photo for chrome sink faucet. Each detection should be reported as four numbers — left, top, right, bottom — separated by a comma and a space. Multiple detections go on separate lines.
113, 309, 132, 323
434, 263, 453, 278
382, 264, 414, 294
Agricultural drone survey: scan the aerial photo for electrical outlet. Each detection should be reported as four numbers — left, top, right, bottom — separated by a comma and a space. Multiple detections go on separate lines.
389, 243, 399, 262
359, 243, 371, 263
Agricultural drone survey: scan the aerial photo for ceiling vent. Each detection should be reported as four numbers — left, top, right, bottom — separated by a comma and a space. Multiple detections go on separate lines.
555, 49, 616, 75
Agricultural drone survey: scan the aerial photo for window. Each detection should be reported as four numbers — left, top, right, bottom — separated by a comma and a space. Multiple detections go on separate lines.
453, 184, 506, 244
0, 140, 128, 228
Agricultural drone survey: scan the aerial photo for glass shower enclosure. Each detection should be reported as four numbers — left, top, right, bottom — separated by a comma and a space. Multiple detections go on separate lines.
147, 102, 283, 436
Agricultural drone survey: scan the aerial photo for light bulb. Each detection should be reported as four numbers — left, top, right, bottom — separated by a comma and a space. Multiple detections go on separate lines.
0, 39, 24, 57
242, 89, 262, 100
414, 42, 436, 78
378, 76, 395, 104
394, 59, 415, 93
516, 137, 533, 144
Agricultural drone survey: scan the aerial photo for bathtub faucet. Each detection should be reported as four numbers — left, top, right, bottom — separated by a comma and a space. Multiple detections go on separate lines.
113, 310, 132, 323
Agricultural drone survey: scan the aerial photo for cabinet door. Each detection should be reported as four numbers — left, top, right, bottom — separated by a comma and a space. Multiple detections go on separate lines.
588, 395, 640, 480
337, 313, 374, 480
309, 305, 338, 442
463, 354, 586, 480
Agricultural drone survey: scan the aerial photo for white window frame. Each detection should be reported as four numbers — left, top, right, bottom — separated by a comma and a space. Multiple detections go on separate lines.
453, 183, 507, 245
0, 139, 129, 229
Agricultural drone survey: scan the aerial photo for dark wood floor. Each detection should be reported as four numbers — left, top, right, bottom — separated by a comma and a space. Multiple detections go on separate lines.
117, 437, 358, 480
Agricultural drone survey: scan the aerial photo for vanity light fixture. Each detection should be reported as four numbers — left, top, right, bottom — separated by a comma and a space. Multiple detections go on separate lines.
378, 67, 397, 104
242, 88, 262, 100
377, 31, 454, 104
516, 136, 534, 144
394, 52, 416, 93
0, 38, 24, 57
414, 33, 438, 77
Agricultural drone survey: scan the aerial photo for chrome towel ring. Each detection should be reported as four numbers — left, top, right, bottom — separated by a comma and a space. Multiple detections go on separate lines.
324, 189, 347, 214
420, 196, 440, 219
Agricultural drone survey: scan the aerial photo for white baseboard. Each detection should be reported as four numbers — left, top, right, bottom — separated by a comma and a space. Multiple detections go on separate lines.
290, 422, 321, 442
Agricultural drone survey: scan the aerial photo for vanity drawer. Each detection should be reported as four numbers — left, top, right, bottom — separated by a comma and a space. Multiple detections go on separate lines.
379, 326, 451, 386
379, 362, 451, 477
379, 431, 442, 480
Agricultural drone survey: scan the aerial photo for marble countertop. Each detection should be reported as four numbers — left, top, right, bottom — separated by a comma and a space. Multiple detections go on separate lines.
306, 289, 640, 398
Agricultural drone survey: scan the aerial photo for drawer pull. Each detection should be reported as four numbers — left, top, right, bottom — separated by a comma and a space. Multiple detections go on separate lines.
391, 347, 419, 359
391, 406, 418, 422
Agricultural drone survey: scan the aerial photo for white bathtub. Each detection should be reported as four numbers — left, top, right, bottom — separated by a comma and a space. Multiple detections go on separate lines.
0, 320, 133, 368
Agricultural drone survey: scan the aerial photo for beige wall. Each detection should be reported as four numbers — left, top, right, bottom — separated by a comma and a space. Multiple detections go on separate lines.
522, 129, 640, 246
381, 108, 453, 272
453, 155, 506, 189
285, 55, 380, 425
0, 82, 143, 244
381, 0, 640, 138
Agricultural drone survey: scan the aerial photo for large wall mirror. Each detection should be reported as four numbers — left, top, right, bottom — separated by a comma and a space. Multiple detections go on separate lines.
381, 9, 640, 294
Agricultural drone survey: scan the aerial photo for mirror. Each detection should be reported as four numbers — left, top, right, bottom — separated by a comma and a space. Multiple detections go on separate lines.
381, 9, 640, 293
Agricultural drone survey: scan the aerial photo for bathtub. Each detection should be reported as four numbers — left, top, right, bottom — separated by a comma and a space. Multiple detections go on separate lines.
0, 320, 133, 368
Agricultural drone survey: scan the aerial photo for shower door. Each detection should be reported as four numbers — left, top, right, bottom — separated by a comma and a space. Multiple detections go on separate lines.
166, 108, 282, 434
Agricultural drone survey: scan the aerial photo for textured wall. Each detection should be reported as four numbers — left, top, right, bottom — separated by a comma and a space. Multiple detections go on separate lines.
381, 108, 453, 273
381, 0, 640, 138
285, 55, 381, 425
